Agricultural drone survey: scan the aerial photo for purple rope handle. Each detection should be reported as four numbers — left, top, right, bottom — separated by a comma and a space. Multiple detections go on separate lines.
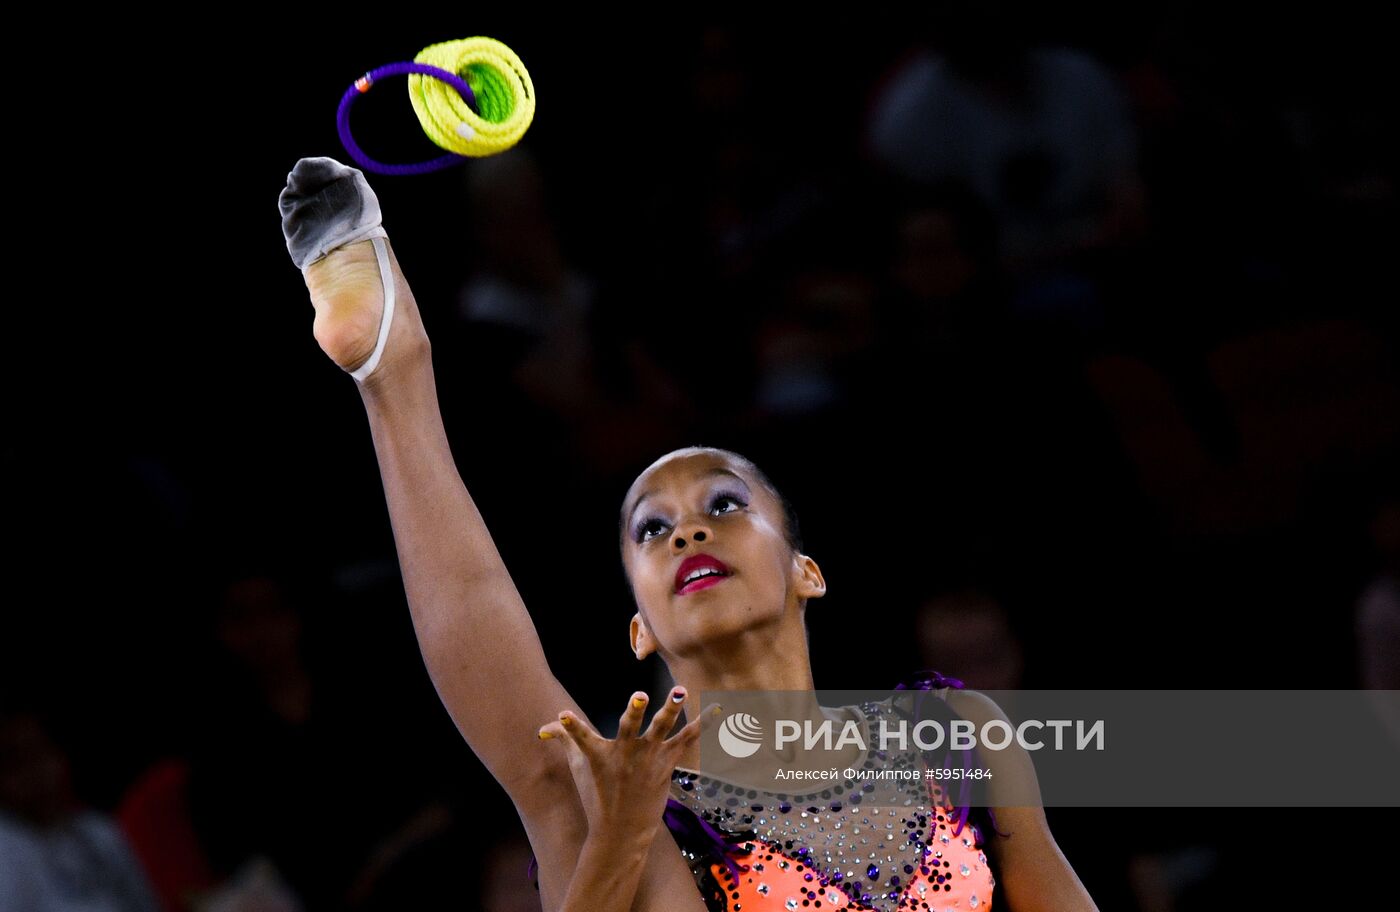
336, 61, 479, 176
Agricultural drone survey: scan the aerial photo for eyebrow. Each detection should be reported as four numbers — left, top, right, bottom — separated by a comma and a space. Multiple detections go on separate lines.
627, 468, 750, 527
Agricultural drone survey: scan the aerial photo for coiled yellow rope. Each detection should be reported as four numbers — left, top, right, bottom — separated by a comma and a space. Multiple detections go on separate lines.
407, 37, 536, 158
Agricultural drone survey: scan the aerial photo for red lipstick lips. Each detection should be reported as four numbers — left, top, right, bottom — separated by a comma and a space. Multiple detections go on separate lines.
675, 554, 731, 594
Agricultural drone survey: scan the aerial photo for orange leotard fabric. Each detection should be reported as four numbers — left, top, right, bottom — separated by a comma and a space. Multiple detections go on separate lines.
668, 691, 995, 912
702, 792, 994, 911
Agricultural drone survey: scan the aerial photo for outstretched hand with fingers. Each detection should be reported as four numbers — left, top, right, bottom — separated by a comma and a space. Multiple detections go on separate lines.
539, 687, 721, 837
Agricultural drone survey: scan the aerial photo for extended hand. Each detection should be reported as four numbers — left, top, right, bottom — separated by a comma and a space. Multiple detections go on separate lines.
538, 687, 720, 837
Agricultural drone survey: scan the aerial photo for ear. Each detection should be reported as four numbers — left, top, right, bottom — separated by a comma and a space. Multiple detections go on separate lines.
792, 553, 827, 601
630, 611, 656, 661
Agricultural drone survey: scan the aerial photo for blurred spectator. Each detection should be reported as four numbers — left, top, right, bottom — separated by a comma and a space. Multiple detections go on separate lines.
1356, 492, 1400, 760
751, 269, 879, 419
914, 586, 1023, 691
173, 571, 481, 911
179, 573, 361, 908
0, 708, 160, 912
871, 177, 1010, 422
1086, 319, 1400, 541
885, 180, 1000, 328
449, 147, 695, 478
456, 147, 599, 401
117, 758, 218, 911
189, 859, 302, 912
866, 17, 1146, 269
864, 10, 1147, 334
1356, 495, 1400, 690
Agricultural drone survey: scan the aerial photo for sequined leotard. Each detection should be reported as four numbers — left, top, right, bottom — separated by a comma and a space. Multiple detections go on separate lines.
665, 684, 996, 912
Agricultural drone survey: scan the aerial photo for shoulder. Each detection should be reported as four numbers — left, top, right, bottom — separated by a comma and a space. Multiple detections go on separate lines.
944, 688, 1011, 727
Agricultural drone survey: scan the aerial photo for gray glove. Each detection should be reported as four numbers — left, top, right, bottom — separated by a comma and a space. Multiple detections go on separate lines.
278, 156, 388, 271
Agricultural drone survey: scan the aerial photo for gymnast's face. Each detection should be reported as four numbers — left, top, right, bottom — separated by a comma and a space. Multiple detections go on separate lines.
621, 450, 823, 662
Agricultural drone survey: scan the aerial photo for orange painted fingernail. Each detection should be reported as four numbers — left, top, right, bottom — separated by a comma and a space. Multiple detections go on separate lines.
560, 714, 572, 726
539, 730, 554, 740
712, 705, 723, 716
632, 697, 646, 709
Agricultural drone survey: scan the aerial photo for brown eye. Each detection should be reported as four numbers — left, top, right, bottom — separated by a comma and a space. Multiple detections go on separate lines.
635, 493, 746, 543
711, 493, 746, 515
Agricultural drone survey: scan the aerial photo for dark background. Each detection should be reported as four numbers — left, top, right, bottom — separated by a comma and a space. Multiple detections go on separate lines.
7, 7, 1397, 910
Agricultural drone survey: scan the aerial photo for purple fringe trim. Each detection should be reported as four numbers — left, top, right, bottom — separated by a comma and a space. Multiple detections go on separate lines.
895, 667, 1001, 841
663, 797, 753, 882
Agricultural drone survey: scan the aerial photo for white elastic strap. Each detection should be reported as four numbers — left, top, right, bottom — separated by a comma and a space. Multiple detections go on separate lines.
350, 235, 395, 383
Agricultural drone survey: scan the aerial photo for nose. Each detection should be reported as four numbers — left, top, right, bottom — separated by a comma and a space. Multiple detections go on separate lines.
670, 520, 711, 550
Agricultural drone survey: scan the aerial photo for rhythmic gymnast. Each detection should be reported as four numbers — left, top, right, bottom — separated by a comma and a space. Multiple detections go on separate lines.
279, 151, 1099, 911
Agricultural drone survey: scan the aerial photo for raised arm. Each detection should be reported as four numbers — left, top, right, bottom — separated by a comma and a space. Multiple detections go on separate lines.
278, 158, 722, 912
278, 157, 585, 804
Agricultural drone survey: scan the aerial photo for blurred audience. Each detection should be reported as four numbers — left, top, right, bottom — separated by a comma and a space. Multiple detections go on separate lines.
448, 147, 696, 479
12, 18, 1396, 912
865, 6, 1148, 330
0, 708, 160, 912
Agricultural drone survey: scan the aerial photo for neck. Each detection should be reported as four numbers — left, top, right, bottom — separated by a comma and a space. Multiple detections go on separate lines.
668, 614, 844, 771
675, 638, 816, 693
